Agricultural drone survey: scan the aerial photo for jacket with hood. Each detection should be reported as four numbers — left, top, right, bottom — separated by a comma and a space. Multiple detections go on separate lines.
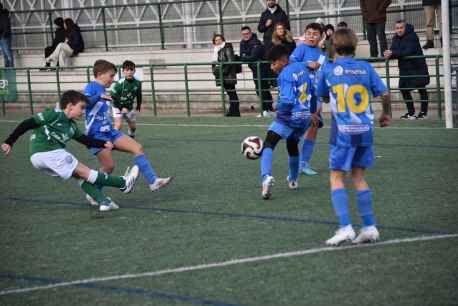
239, 33, 269, 74
66, 24, 84, 56
0, 7, 11, 39
389, 23, 430, 88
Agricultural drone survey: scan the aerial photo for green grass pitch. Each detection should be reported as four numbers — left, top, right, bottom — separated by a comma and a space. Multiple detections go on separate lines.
0, 115, 457, 306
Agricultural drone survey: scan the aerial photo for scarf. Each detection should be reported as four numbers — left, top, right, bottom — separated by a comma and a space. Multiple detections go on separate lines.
213, 42, 225, 61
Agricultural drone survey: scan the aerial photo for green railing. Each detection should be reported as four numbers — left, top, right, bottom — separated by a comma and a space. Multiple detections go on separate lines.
8, 1, 458, 50
0, 54, 455, 119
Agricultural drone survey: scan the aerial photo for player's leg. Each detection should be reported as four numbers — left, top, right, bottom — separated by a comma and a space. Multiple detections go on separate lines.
112, 106, 123, 130
114, 134, 172, 191
300, 125, 318, 176
325, 145, 356, 246
286, 136, 300, 189
400, 89, 416, 119
260, 130, 282, 199
351, 146, 379, 243
126, 111, 137, 138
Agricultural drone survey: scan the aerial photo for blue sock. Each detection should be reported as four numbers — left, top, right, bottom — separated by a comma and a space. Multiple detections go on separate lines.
288, 155, 299, 181
357, 189, 376, 227
260, 148, 273, 181
331, 189, 351, 227
134, 154, 157, 184
300, 139, 315, 168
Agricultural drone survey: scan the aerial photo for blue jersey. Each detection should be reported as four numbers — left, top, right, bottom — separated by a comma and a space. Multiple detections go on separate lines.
316, 56, 387, 147
275, 62, 313, 129
84, 81, 113, 136
289, 44, 327, 80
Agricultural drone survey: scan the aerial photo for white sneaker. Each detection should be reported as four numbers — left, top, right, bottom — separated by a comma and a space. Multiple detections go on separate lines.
352, 226, 380, 244
98, 198, 119, 212
86, 194, 99, 206
286, 176, 298, 189
261, 175, 275, 199
149, 177, 173, 192
263, 110, 275, 118
325, 225, 356, 246
120, 165, 140, 194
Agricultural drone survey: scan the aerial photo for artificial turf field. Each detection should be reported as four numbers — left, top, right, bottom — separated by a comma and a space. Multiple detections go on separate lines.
0, 115, 457, 306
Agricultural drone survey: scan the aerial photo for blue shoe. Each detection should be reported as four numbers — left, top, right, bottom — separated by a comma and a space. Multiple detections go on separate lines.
301, 166, 318, 176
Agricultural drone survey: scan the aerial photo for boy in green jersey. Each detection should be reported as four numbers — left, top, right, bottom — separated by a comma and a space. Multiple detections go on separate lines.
111, 60, 142, 138
1, 90, 140, 212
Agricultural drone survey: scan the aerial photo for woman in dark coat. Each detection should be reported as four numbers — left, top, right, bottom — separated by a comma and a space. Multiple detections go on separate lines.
43, 17, 66, 68
384, 20, 430, 119
212, 34, 240, 117
45, 18, 84, 67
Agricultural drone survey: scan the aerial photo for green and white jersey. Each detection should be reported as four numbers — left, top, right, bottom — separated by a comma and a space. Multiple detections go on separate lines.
111, 77, 142, 111
29, 108, 83, 156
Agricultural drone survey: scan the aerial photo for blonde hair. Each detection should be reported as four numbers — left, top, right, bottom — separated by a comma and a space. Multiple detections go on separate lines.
332, 28, 358, 56
272, 23, 294, 46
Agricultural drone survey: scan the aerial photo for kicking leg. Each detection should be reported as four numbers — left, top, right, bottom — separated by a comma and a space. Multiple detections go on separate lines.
260, 131, 281, 199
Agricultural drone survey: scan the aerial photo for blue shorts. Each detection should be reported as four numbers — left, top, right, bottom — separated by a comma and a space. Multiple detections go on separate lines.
88, 129, 124, 155
329, 145, 374, 172
269, 120, 309, 141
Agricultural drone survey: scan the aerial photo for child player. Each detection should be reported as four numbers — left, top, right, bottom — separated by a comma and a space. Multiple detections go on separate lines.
290, 23, 327, 176
1, 90, 140, 212
84, 59, 172, 204
259, 45, 313, 200
315, 28, 391, 245
111, 60, 142, 139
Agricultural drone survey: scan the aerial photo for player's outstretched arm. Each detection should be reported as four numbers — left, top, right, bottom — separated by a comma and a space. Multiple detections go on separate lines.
2, 118, 39, 155
379, 92, 392, 127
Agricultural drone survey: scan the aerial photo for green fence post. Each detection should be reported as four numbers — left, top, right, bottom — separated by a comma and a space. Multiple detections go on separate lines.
285, 0, 290, 18
26, 69, 34, 114
184, 64, 191, 117
384, 59, 392, 117
56, 67, 61, 98
48, 11, 54, 43
256, 61, 264, 116
218, 0, 224, 36
86, 66, 91, 83
435, 56, 442, 119
149, 65, 157, 116
219, 62, 226, 115
158, 4, 165, 50
102, 7, 109, 52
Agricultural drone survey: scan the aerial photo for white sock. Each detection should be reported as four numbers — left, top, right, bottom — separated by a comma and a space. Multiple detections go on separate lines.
87, 170, 99, 184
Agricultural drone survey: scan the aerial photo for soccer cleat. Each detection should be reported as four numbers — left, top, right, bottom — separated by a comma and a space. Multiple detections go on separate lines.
86, 194, 99, 206
261, 175, 275, 199
352, 226, 380, 244
400, 112, 416, 120
99, 198, 119, 212
301, 166, 318, 176
325, 225, 356, 246
263, 110, 275, 118
120, 165, 140, 194
286, 176, 298, 189
149, 177, 173, 192
416, 112, 428, 120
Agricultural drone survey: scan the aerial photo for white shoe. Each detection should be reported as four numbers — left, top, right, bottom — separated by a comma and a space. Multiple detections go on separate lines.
120, 165, 139, 194
256, 113, 263, 118
263, 110, 275, 118
286, 176, 298, 189
149, 177, 173, 192
261, 175, 275, 199
98, 198, 119, 212
86, 194, 99, 206
325, 225, 356, 246
352, 226, 380, 244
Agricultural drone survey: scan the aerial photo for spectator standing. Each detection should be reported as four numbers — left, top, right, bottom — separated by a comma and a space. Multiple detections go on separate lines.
320, 24, 335, 60
271, 23, 296, 56
0, 4, 13, 67
360, 0, 391, 57
42, 17, 66, 69
258, 0, 290, 52
212, 34, 240, 117
239, 26, 274, 117
46, 18, 84, 67
384, 20, 430, 119
422, 0, 441, 49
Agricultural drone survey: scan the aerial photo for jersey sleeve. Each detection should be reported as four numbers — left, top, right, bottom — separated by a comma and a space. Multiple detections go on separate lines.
71, 122, 84, 139
32, 108, 57, 126
289, 45, 304, 63
315, 68, 329, 99
110, 81, 122, 108
136, 80, 142, 109
83, 83, 101, 107
368, 64, 388, 97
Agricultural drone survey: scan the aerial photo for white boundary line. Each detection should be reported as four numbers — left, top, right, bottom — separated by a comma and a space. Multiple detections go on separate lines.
1, 233, 456, 296
0, 119, 453, 130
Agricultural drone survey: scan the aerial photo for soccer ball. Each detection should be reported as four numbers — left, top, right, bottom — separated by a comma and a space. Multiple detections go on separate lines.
241, 136, 263, 160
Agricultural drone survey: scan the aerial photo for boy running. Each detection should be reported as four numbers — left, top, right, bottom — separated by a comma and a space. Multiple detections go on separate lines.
259, 45, 313, 200
315, 28, 391, 245
1, 90, 139, 212
111, 60, 142, 139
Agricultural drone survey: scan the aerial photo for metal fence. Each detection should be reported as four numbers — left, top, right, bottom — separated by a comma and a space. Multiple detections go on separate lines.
6, 0, 458, 51
0, 54, 456, 120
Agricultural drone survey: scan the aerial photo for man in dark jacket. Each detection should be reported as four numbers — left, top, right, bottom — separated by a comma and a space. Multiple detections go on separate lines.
0, 4, 13, 67
422, 0, 441, 49
257, 0, 290, 51
239, 26, 274, 117
384, 21, 430, 119
360, 0, 391, 57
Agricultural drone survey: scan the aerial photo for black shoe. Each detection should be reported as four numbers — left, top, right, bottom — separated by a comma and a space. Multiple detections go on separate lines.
416, 112, 428, 119
423, 40, 434, 49
400, 112, 416, 120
